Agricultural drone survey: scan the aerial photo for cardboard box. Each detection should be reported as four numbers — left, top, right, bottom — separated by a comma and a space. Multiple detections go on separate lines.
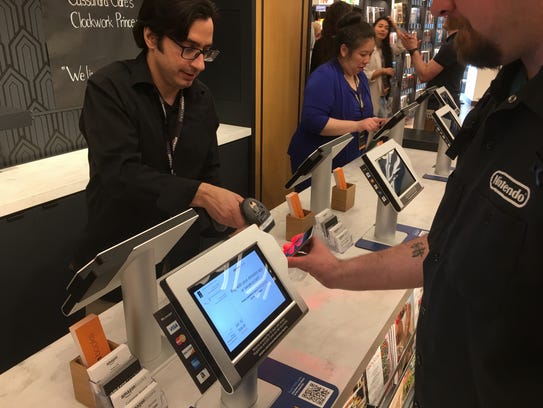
285, 209, 314, 241
331, 183, 356, 212
69, 340, 118, 408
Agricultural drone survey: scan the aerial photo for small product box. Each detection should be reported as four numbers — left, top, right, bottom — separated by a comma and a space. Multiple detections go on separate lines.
286, 209, 315, 241
331, 183, 356, 212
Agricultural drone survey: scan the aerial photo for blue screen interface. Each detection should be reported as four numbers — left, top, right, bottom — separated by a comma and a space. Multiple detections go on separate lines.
190, 247, 287, 353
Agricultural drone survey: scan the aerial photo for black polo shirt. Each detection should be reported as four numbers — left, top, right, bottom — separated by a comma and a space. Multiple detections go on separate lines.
414, 60, 543, 407
74, 51, 221, 269
427, 32, 466, 109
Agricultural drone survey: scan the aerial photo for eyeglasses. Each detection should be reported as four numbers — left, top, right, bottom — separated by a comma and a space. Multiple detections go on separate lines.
167, 36, 220, 62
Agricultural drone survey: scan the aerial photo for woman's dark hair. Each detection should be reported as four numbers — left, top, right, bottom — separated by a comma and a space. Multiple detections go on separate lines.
310, 1, 352, 72
334, 12, 375, 55
133, 0, 219, 50
373, 17, 393, 69
321, 1, 353, 39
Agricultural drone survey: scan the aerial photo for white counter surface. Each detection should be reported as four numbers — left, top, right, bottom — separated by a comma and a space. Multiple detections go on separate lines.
0, 123, 251, 218
0, 147, 448, 407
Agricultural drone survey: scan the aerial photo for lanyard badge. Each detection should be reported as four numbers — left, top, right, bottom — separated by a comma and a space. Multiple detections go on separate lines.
159, 90, 185, 175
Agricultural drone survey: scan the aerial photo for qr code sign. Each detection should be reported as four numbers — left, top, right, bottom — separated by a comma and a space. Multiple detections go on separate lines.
299, 380, 334, 407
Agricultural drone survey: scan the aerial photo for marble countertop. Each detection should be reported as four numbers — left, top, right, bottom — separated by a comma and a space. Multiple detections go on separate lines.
0, 147, 449, 407
0, 123, 251, 218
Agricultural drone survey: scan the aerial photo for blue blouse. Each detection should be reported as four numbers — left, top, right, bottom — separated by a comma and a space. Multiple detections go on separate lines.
288, 58, 374, 174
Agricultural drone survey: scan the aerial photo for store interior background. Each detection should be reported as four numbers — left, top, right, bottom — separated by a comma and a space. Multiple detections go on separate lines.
0, 0, 496, 374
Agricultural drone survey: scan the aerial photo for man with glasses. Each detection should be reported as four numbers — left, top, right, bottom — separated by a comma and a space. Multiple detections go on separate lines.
73, 0, 246, 278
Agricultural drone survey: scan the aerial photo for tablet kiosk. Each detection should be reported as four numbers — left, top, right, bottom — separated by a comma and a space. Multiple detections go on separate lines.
415, 85, 438, 104
368, 102, 420, 150
432, 104, 461, 147
285, 133, 353, 214
62, 209, 198, 368
434, 86, 460, 114
160, 225, 308, 407
285, 133, 353, 189
360, 139, 423, 212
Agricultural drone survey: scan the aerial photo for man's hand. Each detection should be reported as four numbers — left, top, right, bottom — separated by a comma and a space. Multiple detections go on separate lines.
191, 182, 246, 229
398, 31, 419, 51
287, 236, 343, 288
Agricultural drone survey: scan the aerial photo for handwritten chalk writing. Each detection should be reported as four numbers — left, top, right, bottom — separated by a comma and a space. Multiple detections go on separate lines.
70, 11, 114, 28
61, 65, 94, 82
115, 12, 136, 28
68, 0, 110, 7
110, 0, 135, 7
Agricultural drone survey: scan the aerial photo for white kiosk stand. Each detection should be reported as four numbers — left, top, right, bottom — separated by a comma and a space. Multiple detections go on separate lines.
62, 209, 199, 371
160, 225, 309, 408
285, 133, 353, 215
357, 127, 427, 251
422, 87, 460, 182
423, 103, 462, 182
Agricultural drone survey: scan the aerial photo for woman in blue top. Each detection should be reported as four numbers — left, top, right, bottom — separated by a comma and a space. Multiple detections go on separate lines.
288, 13, 382, 189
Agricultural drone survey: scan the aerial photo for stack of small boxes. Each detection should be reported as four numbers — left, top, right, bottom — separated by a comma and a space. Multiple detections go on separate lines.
69, 314, 167, 408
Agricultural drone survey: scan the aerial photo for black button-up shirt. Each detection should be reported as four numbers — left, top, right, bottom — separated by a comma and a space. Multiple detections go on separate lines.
74, 51, 221, 268
414, 60, 543, 407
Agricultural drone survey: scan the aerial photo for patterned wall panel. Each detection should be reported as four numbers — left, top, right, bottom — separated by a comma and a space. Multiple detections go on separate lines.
0, 0, 86, 169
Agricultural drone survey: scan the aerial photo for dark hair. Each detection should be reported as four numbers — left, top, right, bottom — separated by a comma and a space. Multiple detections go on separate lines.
321, 1, 353, 39
309, 1, 353, 72
373, 17, 393, 69
335, 12, 375, 55
133, 0, 219, 50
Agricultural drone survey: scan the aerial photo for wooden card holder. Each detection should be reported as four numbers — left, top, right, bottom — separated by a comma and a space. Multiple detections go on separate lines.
331, 183, 356, 212
285, 209, 314, 241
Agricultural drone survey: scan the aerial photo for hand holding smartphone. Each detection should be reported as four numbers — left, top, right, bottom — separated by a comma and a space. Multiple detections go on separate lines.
283, 226, 313, 257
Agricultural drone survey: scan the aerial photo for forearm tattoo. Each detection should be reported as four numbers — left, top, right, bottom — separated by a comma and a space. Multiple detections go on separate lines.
410, 241, 426, 258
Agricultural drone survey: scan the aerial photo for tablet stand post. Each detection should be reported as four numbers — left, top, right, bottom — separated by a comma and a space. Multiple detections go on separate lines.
120, 249, 171, 372
435, 137, 453, 176
413, 96, 428, 131
310, 153, 333, 215
373, 201, 408, 245
389, 114, 405, 145
423, 129, 454, 182
359, 118, 409, 248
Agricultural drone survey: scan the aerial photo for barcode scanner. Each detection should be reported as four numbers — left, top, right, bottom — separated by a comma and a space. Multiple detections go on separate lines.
240, 198, 275, 233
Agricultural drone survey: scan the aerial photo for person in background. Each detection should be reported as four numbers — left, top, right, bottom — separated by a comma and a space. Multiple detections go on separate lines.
288, 12, 383, 191
288, 0, 543, 406
312, 20, 322, 42
310, 1, 353, 74
398, 15, 466, 110
73, 0, 246, 279
308, 12, 322, 65
364, 17, 405, 117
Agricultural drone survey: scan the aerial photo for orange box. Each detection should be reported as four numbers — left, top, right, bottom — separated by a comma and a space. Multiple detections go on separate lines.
69, 313, 111, 368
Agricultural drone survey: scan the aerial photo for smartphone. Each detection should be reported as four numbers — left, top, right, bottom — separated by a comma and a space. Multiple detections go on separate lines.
284, 226, 313, 257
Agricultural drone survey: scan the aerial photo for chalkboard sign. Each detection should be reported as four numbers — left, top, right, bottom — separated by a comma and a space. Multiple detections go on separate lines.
41, 0, 141, 109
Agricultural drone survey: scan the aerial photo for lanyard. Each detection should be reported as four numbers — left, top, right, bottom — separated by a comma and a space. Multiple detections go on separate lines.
348, 75, 368, 150
159, 90, 185, 175
352, 75, 364, 111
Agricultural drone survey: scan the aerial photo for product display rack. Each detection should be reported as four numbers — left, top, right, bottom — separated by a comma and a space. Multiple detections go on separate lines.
342, 289, 422, 408
390, 0, 445, 113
